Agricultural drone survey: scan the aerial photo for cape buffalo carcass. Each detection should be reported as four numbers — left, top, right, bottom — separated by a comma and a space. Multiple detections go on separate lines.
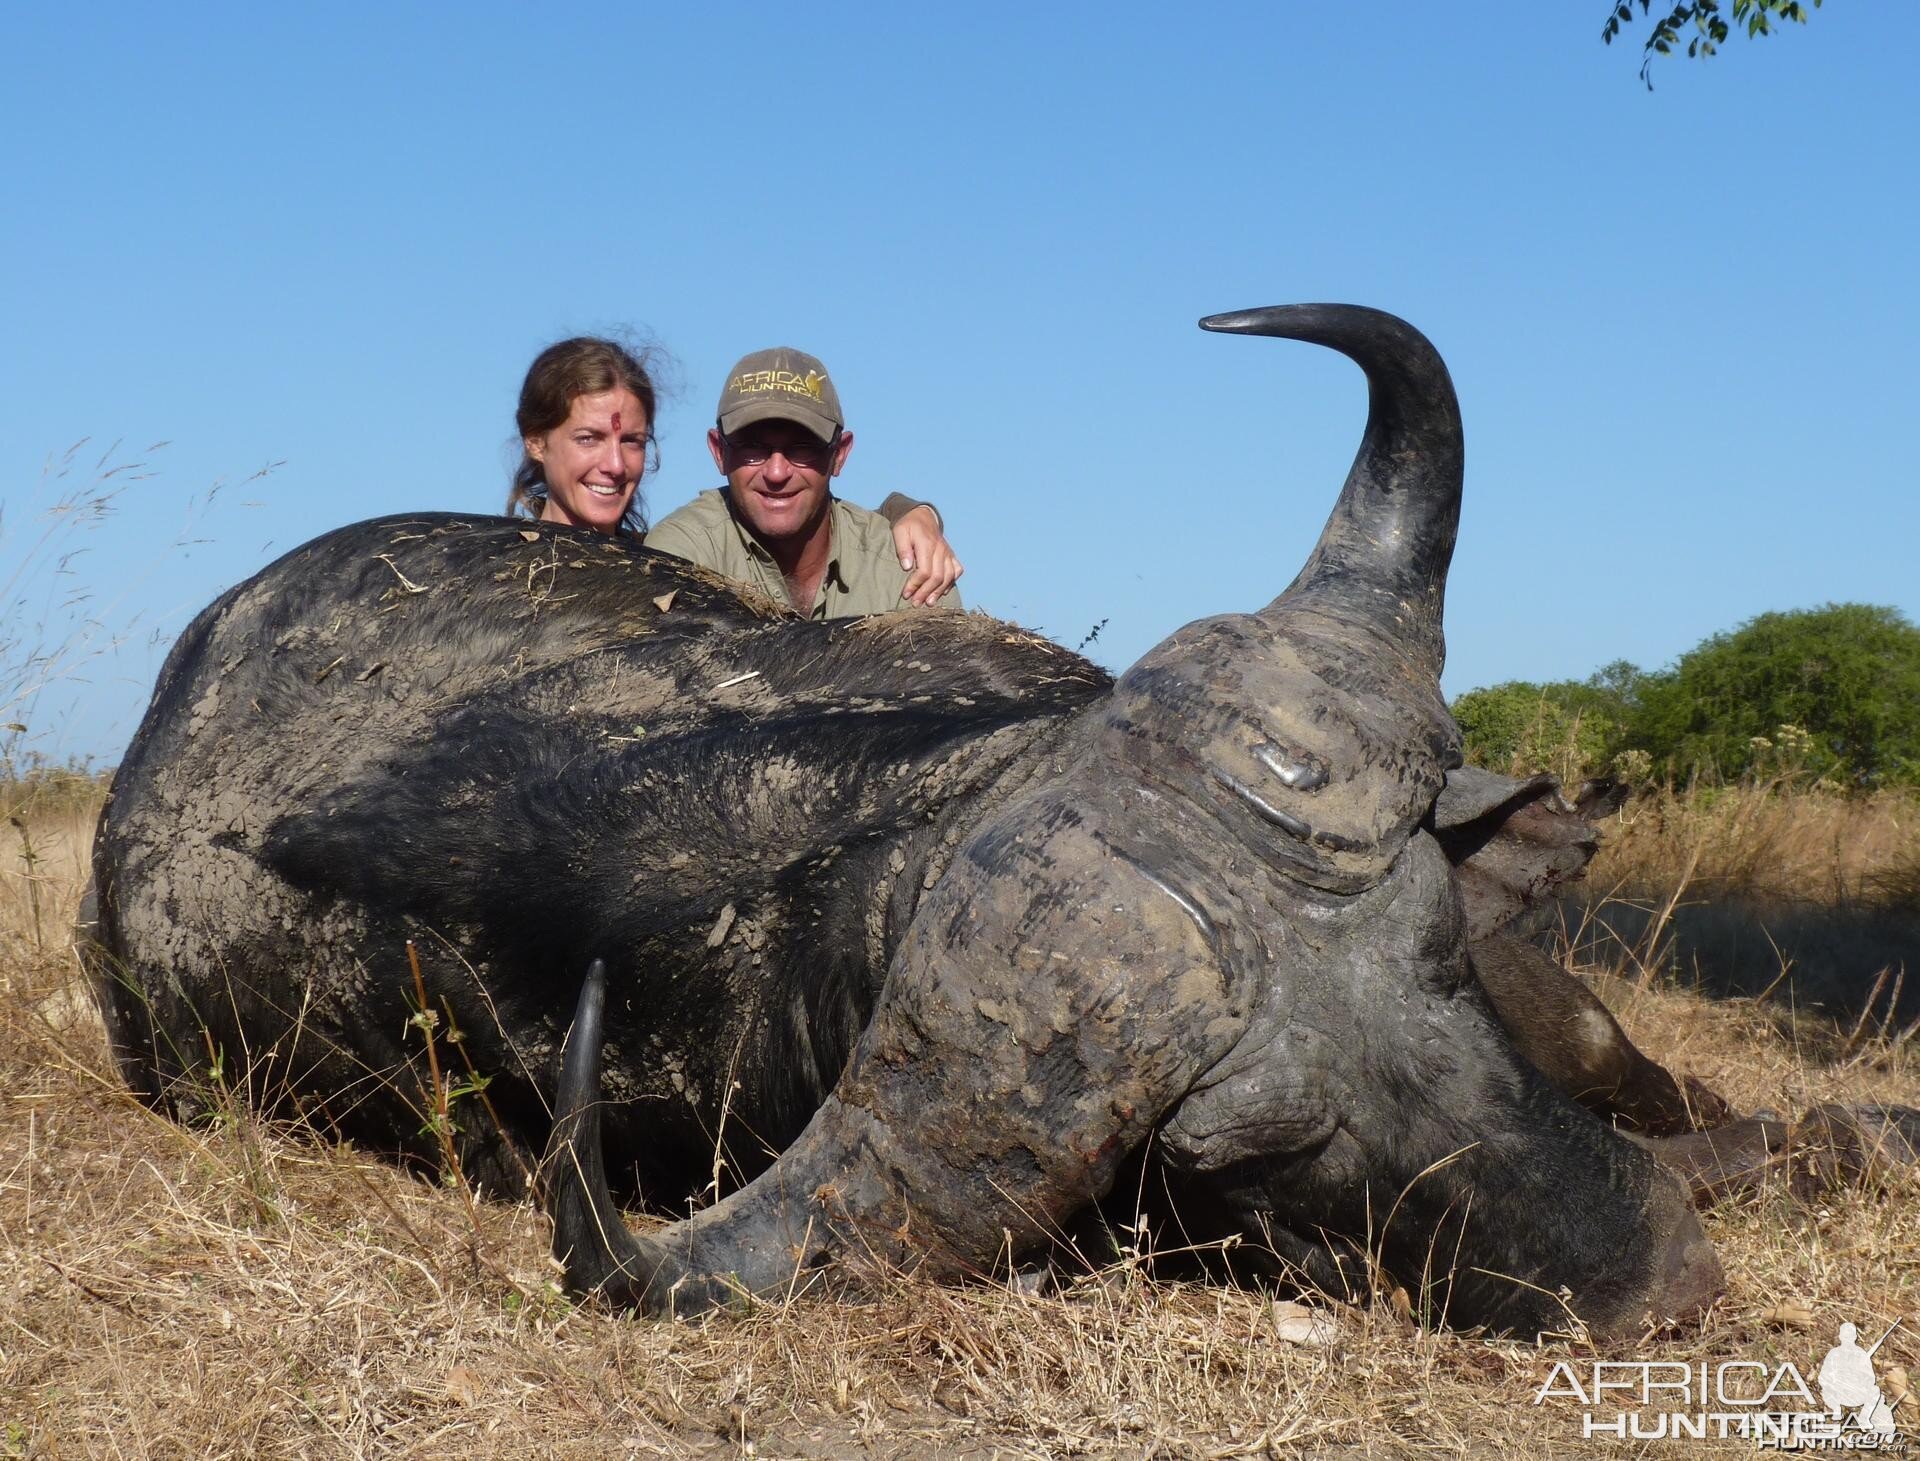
85, 304, 1722, 1338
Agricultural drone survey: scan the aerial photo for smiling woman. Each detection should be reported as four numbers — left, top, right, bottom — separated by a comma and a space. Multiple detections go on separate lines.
504, 336, 662, 537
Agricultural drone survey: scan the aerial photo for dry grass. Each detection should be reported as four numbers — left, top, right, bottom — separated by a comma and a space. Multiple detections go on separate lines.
7, 792, 1920, 1457
1591, 783, 1920, 911
1564, 785, 1920, 1028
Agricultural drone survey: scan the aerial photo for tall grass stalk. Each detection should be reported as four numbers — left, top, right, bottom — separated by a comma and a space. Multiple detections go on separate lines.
2, 437, 280, 779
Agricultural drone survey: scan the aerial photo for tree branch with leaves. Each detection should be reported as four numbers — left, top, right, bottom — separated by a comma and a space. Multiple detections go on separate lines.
1603, 0, 1822, 87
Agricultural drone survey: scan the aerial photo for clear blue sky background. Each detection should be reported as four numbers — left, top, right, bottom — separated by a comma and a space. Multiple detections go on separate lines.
4, 4, 1914, 764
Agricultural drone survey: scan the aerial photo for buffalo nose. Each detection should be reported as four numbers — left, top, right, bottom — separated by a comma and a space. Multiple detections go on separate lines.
1651, 1208, 1724, 1326
1589, 1173, 1724, 1339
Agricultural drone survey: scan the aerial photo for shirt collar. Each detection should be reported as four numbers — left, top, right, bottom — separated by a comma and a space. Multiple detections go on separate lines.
721, 488, 848, 601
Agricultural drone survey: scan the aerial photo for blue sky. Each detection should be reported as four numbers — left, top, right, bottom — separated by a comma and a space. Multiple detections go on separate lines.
4, 4, 1914, 763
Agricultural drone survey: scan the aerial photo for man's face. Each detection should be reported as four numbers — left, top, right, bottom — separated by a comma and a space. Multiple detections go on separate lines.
707, 419, 853, 547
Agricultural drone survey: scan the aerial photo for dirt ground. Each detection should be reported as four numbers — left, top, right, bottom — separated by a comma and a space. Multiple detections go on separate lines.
6, 804, 1919, 1458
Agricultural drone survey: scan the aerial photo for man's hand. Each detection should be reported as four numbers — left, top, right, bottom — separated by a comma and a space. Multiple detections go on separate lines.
892, 504, 963, 606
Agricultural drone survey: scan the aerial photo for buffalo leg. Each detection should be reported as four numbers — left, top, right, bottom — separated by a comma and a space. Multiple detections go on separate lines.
1472, 931, 1729, 1135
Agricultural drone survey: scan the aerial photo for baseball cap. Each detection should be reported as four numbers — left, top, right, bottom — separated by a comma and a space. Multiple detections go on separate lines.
715, 347, 843, 444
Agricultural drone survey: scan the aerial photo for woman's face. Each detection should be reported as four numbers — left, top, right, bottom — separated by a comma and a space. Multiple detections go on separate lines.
527, 386, 649, 534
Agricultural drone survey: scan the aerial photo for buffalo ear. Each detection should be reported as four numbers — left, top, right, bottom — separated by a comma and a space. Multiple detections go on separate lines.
261, 757, 501, 920
258, 711, 584, 954
1429, 769, 1601, 941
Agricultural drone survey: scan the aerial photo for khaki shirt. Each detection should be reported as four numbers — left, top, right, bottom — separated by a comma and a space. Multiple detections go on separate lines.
645, 489, 961, 619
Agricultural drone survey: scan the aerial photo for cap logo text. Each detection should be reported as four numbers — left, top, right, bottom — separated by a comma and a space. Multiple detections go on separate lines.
729, 369, 828, 403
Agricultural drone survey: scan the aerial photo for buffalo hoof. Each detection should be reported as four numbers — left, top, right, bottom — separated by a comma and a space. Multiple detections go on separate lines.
1634, 1116, 1791, 1207
1787, 1104, 1920, 1202
1637, 1104, 1920, 1210
1678, 1074, 1735, 1133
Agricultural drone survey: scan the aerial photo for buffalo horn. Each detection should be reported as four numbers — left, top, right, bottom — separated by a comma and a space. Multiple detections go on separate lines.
546, 958, 683, 1312
1200, 303, 1462, 677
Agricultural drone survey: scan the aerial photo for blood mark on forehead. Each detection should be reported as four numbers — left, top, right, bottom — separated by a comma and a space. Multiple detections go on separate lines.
611, 410, 622, 433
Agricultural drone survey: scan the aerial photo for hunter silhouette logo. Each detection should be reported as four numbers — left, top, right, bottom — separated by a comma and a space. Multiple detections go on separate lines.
1535, 1318, 1907, 1447
1819, 1322, 1900, 1437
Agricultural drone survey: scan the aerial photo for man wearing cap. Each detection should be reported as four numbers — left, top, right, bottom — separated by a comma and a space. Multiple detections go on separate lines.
645, 347, 963, 617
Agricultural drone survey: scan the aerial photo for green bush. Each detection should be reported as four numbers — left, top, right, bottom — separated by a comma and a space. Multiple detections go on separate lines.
1450, 659, 1646, 782
1452, 604, 1920, 791
1628, 603, 1920, 788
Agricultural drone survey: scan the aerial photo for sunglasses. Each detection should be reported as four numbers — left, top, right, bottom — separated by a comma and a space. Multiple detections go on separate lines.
720, 430, 841, 472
